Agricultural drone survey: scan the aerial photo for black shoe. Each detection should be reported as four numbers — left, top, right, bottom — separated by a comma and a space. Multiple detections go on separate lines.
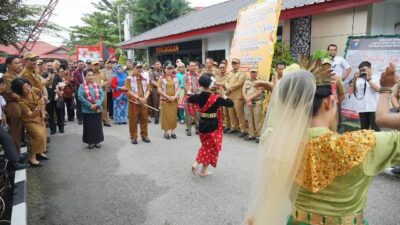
37, 154, 49, 160
255, 138, 260, 143
392, 167, 400, 175
78, 120, 83, 125
50, 130, 56, 135
131, 139, 138, 144
148, 120, 151, 124
21, 142, 27, 147
142, 137, 151, 143
47, 137, 50, 143
29, 161, 42, 168
186, 130, 192, 136
155, 119, 159, 124
223, 128, 231, 133
94, 143, 101, 148
103, 123, 111, 127
171, 134, 177, 139
164, 134, 171, 139
68, 118, 74, 122
88, 144, 94, 149
238, 132, 247, 138
226, 129, 239, 134
59, 127, 64, 133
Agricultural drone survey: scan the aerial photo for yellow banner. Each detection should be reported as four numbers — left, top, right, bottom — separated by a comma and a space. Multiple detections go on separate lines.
229, 0, 282, 80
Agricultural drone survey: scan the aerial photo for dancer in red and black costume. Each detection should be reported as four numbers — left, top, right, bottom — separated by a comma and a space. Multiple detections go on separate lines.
188, 73, 234, 177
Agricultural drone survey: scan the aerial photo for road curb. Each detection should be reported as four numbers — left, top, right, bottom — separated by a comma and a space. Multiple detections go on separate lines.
11, 147, 27, 225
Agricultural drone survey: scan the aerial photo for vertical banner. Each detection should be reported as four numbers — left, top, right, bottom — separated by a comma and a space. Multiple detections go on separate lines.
229, 0, 282, 80
342, 36, 400, 127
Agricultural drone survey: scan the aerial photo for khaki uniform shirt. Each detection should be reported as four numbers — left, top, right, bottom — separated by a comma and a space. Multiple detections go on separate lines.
225, 69, 246, 100
200, 67, 219, 77
243, 78, 263, 102
18, 88, 45, 124
2, 71, 19, 102
21, 68, 44, 91
93, 69, 109, 91
215, 71, 228, 96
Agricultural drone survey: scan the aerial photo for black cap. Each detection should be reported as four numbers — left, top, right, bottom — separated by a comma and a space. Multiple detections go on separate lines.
86, 59, 91, 64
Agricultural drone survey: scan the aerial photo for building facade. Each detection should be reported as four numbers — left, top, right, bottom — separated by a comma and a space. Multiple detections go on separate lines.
120, 0, 400, 66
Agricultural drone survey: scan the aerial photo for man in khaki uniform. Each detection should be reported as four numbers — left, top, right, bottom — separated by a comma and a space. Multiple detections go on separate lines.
125, 60, 134, 77
242, 68, 264, 143
93, 59, 111, 127
225, 58, 247, 137
200, 58, 219, 77
21, 53, 45, 92
215, 62, 231, 133
125, 63, 152, 144
3, 56, 24, 152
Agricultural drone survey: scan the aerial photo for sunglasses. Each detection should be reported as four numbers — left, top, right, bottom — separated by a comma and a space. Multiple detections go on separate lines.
231, 62, 238, 65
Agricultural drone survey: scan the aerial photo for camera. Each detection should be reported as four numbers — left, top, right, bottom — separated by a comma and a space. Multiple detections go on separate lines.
359, 72, 367, 79
47, 68, 54, 74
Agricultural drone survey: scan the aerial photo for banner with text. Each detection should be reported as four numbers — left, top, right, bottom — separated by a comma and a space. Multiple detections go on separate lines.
229, 0, 282, 80
342, 36, 400, 122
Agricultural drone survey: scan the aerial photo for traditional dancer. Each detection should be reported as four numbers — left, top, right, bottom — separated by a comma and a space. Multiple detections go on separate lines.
111, 65, 128, 124
189, 74, 234, 177
245, 60, 400, 225
125, 63, 152, 144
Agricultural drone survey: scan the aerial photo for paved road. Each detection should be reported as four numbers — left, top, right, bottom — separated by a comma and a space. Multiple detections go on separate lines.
27, 121, 400, 225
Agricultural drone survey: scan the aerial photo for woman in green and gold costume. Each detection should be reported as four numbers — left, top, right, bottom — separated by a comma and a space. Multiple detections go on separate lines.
244, 60, 400, 225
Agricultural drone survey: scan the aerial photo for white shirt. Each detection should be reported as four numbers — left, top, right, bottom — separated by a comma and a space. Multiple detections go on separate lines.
332, 56, 350, 78
354, 73, 380, 113
0, 96, 5, 120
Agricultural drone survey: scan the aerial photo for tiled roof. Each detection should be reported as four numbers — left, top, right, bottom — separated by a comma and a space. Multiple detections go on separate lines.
120, 0, 330, 46
0, 41, 59, 56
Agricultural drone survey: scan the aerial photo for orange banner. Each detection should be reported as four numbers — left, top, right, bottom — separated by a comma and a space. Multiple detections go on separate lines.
229, 0, 282, 80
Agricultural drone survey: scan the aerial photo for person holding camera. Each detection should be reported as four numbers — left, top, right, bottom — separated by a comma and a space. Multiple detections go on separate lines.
43, 61, 64, 134
352, 61, 380, 131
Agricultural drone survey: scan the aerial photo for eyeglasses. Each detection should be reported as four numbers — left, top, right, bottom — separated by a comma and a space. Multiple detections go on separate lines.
231, 62, 238, 65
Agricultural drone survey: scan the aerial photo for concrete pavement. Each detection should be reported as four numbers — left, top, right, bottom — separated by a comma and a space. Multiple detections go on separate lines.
27, 121, 400, 225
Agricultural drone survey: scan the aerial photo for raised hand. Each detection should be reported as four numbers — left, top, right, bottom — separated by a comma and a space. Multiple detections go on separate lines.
380, 63, 397, 88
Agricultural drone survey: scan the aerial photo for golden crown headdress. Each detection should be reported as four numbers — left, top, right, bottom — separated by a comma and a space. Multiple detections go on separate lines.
298, 52, 334, 86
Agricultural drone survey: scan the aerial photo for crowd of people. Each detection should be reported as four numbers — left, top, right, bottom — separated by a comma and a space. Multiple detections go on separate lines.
0, 52, 279, 171
0, 41, 399, 224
